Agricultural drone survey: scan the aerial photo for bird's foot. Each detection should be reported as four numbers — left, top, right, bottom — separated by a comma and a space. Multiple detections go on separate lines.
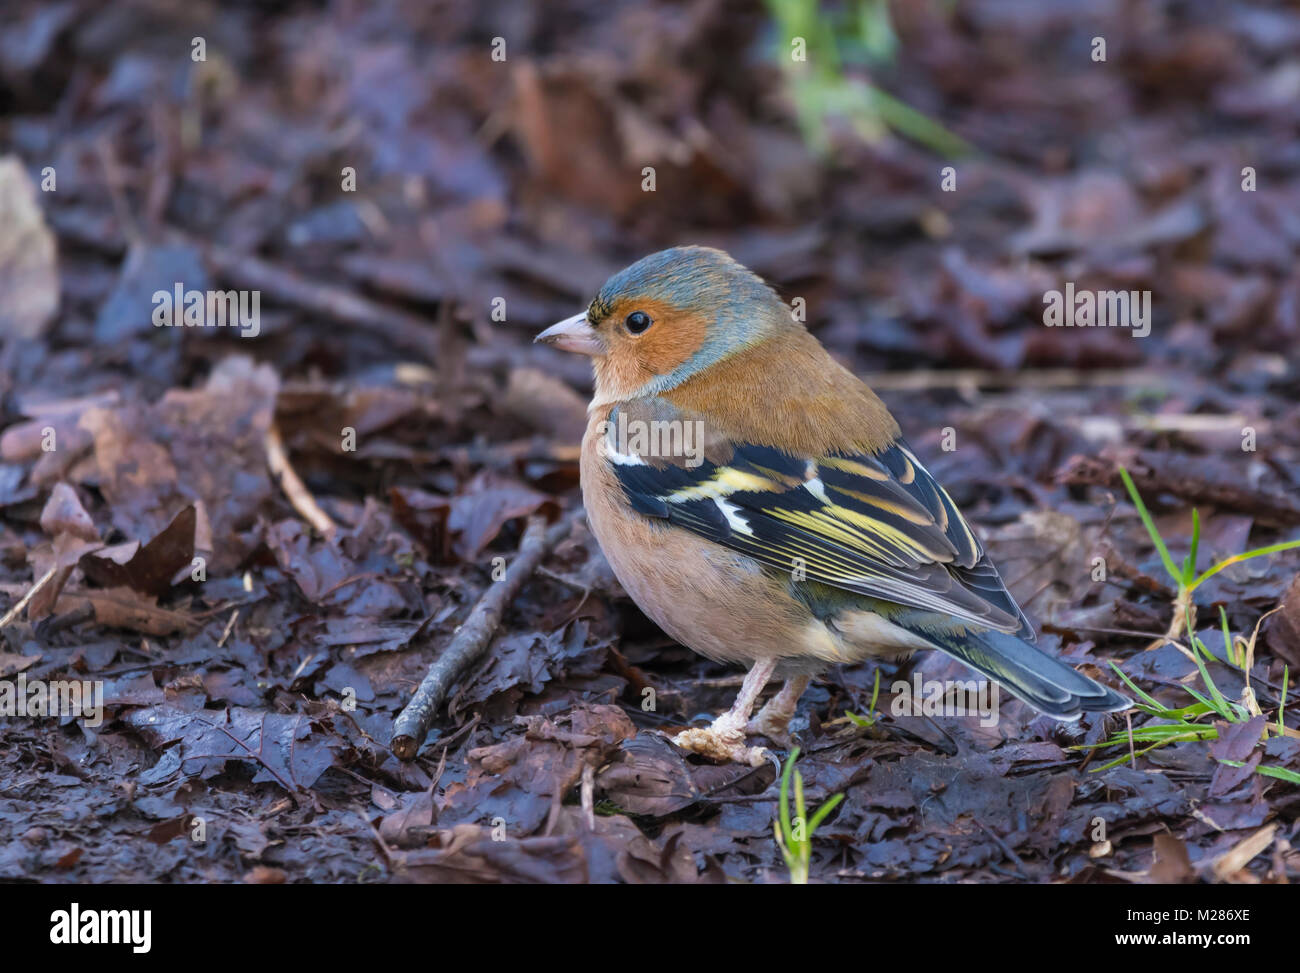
743, 675, 809, 747
745, 702, 796, 748
671, 710, 769, 767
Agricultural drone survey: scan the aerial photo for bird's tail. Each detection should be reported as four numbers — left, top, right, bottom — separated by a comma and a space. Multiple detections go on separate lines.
921, 628, 1130, 721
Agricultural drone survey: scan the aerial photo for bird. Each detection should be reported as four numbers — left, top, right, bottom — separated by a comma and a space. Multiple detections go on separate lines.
535, 246, 1129, 766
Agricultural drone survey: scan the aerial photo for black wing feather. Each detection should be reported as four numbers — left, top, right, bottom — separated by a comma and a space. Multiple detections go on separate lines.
608, 420, 1032, 637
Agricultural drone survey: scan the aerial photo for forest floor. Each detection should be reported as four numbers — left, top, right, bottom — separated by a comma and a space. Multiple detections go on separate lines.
0, 0, 1297, 882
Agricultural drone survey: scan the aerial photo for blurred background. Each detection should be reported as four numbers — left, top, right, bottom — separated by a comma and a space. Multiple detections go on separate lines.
5, 0, 1297, 383
0, 0, 1298, 883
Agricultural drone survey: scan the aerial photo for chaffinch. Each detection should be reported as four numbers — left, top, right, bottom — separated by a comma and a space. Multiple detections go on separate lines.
536, 246, 1129, 766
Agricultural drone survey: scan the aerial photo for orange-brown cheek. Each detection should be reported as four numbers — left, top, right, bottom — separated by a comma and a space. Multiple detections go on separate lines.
616, 299, 708, 368
637, 312, 708, 374
593, 300, 709, 400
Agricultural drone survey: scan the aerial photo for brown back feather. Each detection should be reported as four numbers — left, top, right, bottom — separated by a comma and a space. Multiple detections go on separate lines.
661, 326, 900, 456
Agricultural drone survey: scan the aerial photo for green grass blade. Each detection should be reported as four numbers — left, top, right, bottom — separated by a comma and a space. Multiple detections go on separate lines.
1280, 665, 1289, 735
1118, 467, 1181, 585
1181, 684, 1223, 717
1187, 620, 1235, 719
1257, 765, 1300, 785
1219, 606, 1236, 668
1091, 738, 1182, 772
861, 84, 972, 157
1109, 662, 1164, 710
807, 792, 845, 833
1182, 508, 1200, 587
778, 746, 797, 842
1190, 539, 1300, 591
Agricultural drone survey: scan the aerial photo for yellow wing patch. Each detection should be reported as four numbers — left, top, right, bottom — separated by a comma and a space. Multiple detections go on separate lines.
665, 467, 778, 503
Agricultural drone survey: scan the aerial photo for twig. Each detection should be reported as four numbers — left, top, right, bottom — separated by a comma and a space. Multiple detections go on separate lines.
94, 138, 141, 247
1060, 452, 1300, 527
0, 565, 60, 629
365, 809, 396, 871
421, 711, 481, 763
1212, 823, 1278, 881
861, 367, 1164, 391
390, 511, 580, 760
45, 211, 440, 361
580, 763, 595, 830
265, 423, 337, 537
200, 240, 438, 359
217, 608, 239, 648
972, 817, 1030, 880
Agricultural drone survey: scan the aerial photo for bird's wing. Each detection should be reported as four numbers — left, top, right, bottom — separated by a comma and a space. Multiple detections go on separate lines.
603, 400, 1033, 638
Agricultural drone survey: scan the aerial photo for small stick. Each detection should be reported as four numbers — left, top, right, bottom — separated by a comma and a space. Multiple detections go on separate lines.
1211, 823, 1277, 881
200, 242, 437, 360
265, 424, 337, 537
861, 367, 1164, 391
217, 608, 239, 648
0, 565, 60, 629
580, 763, 596, 830
390, 511, 579, 760
45, 212, 439, 361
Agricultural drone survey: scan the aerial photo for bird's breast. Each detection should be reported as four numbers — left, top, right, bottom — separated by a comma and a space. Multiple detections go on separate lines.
580, 407, 836, 666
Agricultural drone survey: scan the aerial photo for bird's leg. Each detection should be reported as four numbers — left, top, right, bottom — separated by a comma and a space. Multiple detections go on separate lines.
672, 658, 777, 767
746, 674, 811, 743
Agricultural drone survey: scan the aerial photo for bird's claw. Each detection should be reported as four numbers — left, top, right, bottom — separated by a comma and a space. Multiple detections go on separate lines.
670, 711, 769, 767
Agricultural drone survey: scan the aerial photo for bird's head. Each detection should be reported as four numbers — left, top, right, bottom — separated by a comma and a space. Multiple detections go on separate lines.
535, 246, 793, 404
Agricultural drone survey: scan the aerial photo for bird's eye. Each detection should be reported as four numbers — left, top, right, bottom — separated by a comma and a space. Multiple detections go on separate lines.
624, 311, 653, 335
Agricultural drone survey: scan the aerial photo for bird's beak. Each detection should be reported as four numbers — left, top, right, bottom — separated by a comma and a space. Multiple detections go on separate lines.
534, 312, 604, 357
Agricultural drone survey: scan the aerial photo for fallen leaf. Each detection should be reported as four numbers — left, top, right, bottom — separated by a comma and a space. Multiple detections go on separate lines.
0, 156, 58, 340
79, 505, 196, 597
